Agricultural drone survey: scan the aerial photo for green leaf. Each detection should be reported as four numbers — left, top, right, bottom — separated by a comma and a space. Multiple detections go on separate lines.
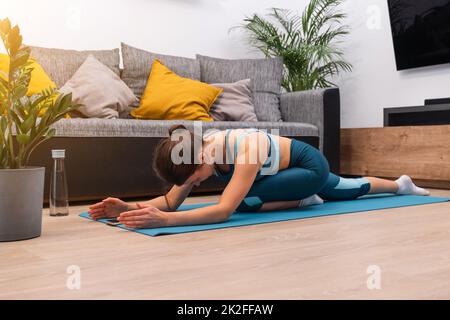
45, 128, 56, 139
10, 51, 30, 71
58, 93, 72, 109
38, 109, 51, 132
16, 133, 30, 145
9, 110, 22, 128
0, 116, 7, 132
22, 113, 36, 133
8, 26, 22, 56
13, 83, 28, 99
0, 18, 11, 35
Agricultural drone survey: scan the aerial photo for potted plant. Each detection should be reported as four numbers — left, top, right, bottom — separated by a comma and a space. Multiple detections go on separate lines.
0, 18, 79, 241
236, 0, 352, 91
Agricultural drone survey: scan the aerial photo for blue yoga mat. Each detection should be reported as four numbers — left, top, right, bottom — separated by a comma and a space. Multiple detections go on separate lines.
80, 193, 450, 236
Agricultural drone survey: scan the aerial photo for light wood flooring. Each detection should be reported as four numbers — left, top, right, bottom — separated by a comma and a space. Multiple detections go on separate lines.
1, 189, 449, 300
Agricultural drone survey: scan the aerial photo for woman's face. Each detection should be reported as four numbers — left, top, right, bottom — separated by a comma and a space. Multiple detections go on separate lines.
185, 163, 214, 187
183, 140, 218, 187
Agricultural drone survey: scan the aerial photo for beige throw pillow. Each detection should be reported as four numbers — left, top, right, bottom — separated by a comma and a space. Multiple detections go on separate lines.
60, 55, 137, 119
209, 79, 258, 122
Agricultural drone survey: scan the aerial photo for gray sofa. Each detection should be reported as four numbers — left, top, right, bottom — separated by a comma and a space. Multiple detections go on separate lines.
27, 45, 341, 202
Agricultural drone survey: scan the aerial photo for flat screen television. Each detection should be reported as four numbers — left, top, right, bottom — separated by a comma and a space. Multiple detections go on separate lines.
388, 0, 450, 70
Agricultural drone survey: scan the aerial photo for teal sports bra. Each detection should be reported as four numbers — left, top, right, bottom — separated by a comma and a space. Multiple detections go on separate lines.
213, 128, 280, 182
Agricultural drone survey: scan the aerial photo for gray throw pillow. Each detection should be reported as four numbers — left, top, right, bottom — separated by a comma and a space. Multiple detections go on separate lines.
196, 54, 283, 122
60, 55, 137, 119
29, 45, 120, 88
121, 43, 201, 105
209, 79, 258, 122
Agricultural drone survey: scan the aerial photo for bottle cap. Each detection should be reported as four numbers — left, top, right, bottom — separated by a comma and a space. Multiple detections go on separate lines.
51, 149, 66, 159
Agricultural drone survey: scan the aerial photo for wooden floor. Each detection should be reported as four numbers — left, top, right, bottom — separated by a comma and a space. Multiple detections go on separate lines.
1, 189, 450, 300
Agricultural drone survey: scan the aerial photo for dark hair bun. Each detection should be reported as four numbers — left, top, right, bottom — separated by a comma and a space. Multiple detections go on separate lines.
168, 124, 188, 135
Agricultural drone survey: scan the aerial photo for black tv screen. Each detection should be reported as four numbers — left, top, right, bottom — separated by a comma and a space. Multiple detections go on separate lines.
388, 0, 450, 70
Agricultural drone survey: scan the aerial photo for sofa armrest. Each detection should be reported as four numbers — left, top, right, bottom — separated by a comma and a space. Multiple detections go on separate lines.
280, 87, 341, 173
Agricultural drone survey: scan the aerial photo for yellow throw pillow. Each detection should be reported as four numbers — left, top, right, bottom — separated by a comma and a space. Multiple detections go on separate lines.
131, 59, 222, 121
0, 53, 56, 96
0, 53, 71, 118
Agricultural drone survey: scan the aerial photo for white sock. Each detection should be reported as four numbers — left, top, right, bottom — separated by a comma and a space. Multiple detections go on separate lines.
299, 194, 324, 207
395, 175, 430, 196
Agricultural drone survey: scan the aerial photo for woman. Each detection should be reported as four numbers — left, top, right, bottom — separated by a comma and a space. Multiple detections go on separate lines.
88, 125, 430, 229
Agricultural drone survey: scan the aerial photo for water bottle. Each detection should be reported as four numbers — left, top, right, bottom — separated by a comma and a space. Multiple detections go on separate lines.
49, 149, 69, 216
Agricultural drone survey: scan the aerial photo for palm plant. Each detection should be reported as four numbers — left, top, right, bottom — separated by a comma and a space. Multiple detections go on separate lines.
237, 0, 352, 92
0, 18, 79, 169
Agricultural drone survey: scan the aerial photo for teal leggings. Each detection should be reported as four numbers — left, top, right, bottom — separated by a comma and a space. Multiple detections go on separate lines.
235, 139, 371, 212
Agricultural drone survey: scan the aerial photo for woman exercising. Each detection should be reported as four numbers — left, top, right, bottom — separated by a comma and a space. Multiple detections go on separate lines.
88, 125, 430, 229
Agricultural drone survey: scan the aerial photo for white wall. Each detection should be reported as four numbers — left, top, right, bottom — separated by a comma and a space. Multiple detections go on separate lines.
0, 0, 300, 58
1, 0, 450, 128
339, 0, 450, 128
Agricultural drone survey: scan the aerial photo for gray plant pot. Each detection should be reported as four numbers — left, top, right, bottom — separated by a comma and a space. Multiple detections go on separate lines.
0, 167, 45, 242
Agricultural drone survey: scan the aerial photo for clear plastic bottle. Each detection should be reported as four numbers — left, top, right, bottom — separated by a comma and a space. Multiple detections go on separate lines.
49, 149, 69, 217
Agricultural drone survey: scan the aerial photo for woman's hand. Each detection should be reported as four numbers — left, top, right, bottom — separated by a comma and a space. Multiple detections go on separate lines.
118, 204, 169, 229
88, 197, 131, 220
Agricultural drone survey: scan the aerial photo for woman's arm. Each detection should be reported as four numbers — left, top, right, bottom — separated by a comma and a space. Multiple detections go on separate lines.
135, 183, 194, 212
88, 182, 193, 219
118, 144, 262, 228
162, 145, 261, 226
166, 198, 303, 226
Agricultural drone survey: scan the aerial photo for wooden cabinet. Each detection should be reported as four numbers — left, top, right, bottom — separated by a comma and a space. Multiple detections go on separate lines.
340, 125, 450, 189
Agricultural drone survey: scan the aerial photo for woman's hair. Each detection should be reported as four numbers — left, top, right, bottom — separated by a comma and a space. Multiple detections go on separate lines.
152, 124, 203, 186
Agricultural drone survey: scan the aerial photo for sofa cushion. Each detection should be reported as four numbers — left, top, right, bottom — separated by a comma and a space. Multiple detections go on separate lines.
121, 43, 201, 104
130, 60, 220, 122
210, 79, 258, 122
0, 53, 56, 95
50, 119, 318, 138
29, 45, 120, 88
196, 54, 283, 122
60, 55, 137, 119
